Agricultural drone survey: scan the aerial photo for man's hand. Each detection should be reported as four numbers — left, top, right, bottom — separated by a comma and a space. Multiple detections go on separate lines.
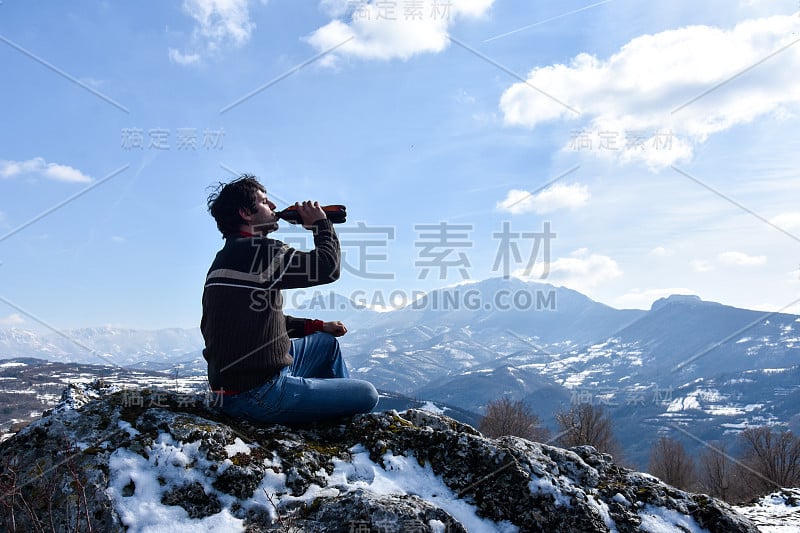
322, 321, 347, 337
296, 201, 327, 228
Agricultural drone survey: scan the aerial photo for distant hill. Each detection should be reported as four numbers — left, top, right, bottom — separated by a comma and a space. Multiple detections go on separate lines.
0, 326, 203, 366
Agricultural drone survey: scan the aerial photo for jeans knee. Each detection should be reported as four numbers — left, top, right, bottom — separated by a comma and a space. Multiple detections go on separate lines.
319, 331, 338, 346
358, 381, 379, 412
307, 331, 338, 353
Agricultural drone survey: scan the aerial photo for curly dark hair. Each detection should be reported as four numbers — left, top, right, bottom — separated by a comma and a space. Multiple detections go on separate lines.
207, 174, 266, 237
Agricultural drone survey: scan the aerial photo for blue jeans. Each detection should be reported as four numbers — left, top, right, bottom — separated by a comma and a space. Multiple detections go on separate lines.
221, 332, 379, 424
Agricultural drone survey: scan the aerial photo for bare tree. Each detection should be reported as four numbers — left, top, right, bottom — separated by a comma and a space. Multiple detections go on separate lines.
648, 436, 695, 490
479, 397, 550, 442
697, 440, 736, 501
554, 402, 622, 458
739, 426, 800, 495
697, 440, 761, 504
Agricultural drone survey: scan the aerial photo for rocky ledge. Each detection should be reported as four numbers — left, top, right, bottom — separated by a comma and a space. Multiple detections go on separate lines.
0, 382, 759, 532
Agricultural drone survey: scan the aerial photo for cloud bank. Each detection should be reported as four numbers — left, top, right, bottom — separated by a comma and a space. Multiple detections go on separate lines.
0, 158, 92, 183
307, 0, 495, 62
170, 0, 258, 65
499, 14, 800, 168
497, 183, 589, 214
517, 248, 622, 292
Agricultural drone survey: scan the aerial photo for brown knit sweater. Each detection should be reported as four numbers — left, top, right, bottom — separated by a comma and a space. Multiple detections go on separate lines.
201, 219, 340, 391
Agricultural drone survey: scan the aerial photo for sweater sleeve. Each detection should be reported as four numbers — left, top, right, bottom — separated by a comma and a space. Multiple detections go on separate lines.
285, 315, 306, 338
268, 219, 340, 290
285, 315, 325, 338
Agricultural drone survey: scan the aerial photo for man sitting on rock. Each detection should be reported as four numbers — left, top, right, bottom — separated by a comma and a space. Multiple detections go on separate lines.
201, 175, 378, 424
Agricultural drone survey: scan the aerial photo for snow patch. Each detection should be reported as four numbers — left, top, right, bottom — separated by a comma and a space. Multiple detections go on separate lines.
666, 396, 701, 412
329, 446, 519, 532
418, 401, 446, 414
587, 494, 618, 533
612, 493, 630, 507
638, 504, 710, 533
224, 437, 250, 458
734, 489, 800, 533
761, 368, 791, 374
107, 438, 243, 532
528, 476, 572, 507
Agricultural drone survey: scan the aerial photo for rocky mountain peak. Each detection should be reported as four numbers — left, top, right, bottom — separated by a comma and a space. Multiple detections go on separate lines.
650, 293, 705, 310
0, 381, 760, 532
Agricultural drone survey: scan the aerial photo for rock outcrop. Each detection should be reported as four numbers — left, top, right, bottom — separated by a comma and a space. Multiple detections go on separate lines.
0, 381, 760, 532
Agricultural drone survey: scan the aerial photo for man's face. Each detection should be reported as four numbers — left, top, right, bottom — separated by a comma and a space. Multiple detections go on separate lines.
247, 189, 279, 234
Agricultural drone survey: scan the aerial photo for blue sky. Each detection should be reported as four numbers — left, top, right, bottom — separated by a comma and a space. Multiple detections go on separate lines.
1, 0, 799, 331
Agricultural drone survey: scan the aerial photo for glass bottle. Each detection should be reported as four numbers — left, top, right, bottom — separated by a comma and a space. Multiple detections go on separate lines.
275, 204, 347, 224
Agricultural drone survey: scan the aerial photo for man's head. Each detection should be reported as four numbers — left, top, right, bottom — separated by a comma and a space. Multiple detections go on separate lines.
207, 174, 278, 237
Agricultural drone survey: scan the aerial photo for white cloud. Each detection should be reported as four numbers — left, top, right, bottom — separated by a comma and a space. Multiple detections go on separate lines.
0, 157, 92, 183
499, 14, 800, 169
770, 212, 800, 230
519, 248, 622, 290
649, 246, 673, 257
0, 313, 25, 326
690, 259, 714, 272
614, 287, 696, 310
168, 48, 202, 65
171, 0, 257, 64
496, 183, 589, 214
307, 0, 495, 62
718, 250, 766, 266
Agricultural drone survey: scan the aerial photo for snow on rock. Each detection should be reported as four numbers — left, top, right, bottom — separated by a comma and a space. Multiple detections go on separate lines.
638, 505, 710, 532
0, 385, 761, 532
418, 400, 446, 414
734, 488, 800, 533
50, 378, 122, 414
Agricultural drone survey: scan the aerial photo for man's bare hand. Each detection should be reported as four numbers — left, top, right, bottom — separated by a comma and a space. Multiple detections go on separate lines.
322, 321, 347, 337
296, 201, 326, 228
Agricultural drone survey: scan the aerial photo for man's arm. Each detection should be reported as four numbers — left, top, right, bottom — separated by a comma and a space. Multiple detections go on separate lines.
285, 315, 308, 337
322, 320, 347, 336
285, 315, 347, 338
264, 218, 340, 290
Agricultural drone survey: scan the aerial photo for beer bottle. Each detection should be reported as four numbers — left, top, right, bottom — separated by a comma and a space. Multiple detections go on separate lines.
276, 204, 347, 224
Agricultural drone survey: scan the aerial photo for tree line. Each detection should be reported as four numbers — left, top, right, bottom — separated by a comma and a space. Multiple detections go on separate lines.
478, 397, 800, 504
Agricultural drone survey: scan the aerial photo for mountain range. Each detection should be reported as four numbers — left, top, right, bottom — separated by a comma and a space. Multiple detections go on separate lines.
1, 277, 798, 466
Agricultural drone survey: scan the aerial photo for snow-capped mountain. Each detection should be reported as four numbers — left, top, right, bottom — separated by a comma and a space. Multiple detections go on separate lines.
1, 277, 798, 467
336, 279, 800, 465
0, 326, 204, 366
365, 277, 644, 345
